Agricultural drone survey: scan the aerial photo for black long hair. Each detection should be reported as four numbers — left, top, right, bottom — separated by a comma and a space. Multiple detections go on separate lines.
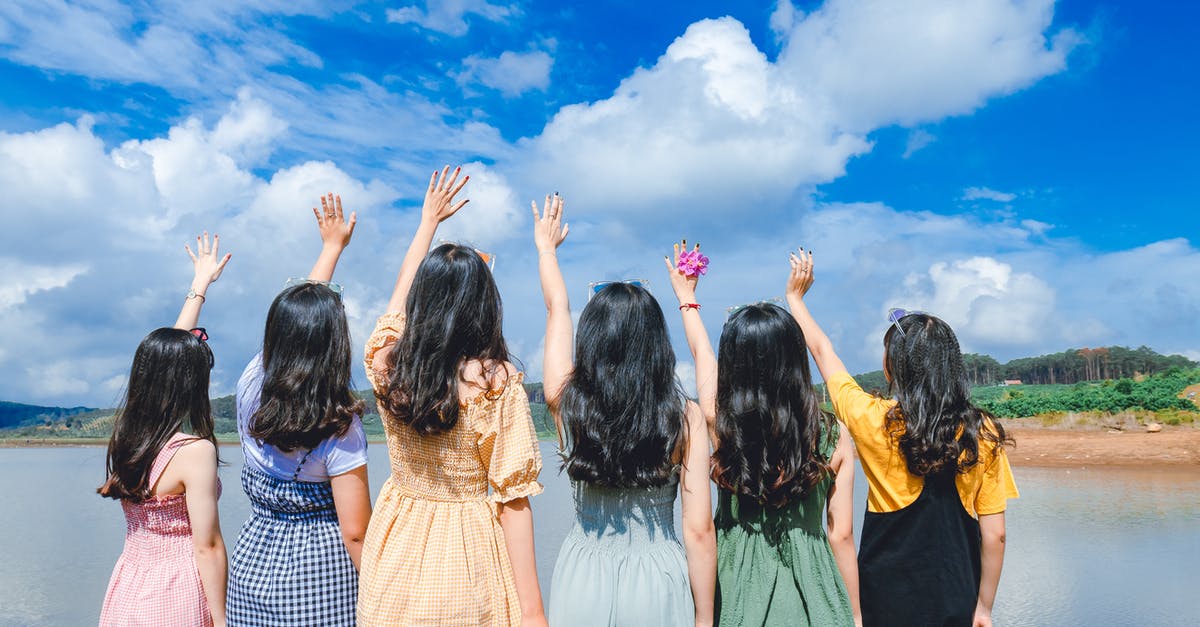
711, 303, 833, 508
883, 313, 1012, 477
559, 283, 687, 488
99, 328, 216, 501
248, 282, 365, 451
381, 243, 511, 435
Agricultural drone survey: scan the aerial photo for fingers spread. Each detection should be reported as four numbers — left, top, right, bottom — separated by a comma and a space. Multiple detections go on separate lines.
185, 244, 197, 262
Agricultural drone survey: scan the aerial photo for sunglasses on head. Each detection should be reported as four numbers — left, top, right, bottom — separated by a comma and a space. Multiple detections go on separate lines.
887, 308, 930, 337
284, 277, 344, 295
725, 297, 784, 317
436, 239, 496, 271
587, 279, 650, 301
189, 327, 215, 369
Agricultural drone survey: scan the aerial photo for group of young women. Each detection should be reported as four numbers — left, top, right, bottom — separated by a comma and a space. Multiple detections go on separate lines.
97, 165, 1018, 627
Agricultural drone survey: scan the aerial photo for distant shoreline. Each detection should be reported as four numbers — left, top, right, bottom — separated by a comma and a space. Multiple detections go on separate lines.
4, 426, 1198, 469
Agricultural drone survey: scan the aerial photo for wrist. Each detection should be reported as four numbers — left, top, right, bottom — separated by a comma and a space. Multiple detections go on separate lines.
189, 279, 209, 295
537, 249, 557, 257
320, 242, 346, 254
679, 302, 701, 312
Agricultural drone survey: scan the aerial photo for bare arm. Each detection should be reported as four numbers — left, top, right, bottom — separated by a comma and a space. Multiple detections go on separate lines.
974, 512, 1007, 627
174, 231, 232, 330
179, 440, 227, 627
533, 194, 572, 446
330, 464, 371, 570
308, 193, 357, 283
665, 241, 717, 432
784, 249, 849, 383
385, 166, 469, 315
826, 425, 862, 627
679, 401, 716, 627
498, 497, 548, 627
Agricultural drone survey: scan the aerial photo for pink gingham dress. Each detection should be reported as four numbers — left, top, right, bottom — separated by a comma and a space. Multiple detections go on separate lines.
99, 433, 220, 627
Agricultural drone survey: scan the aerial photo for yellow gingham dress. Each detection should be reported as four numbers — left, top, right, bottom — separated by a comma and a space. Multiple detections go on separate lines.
357, 312, 544, 626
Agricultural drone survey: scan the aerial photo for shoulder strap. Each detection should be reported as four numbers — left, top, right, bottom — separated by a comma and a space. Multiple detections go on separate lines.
291, 448, 314, 482
147, 433, 192, 488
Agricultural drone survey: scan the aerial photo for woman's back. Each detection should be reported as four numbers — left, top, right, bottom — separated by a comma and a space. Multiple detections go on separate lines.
713, 424, 853, 627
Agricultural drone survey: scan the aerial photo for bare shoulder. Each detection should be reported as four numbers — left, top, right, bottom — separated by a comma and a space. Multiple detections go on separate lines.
175, 437, 218, 466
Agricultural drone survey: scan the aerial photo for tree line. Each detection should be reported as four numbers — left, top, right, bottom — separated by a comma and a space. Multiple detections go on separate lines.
962, 346, 1197, 386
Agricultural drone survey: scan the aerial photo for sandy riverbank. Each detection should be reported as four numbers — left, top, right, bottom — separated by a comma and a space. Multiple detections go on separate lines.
5, 426, 1200, 468
1003, 423, 1200, 468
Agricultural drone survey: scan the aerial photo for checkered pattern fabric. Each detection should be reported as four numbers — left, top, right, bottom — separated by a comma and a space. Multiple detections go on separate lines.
100, 433, 217, 627
226, 464, 358, 627
356, 312, 544, 626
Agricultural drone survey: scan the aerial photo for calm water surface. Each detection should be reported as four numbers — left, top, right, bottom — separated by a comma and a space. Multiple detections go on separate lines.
0, 444, 1197, 626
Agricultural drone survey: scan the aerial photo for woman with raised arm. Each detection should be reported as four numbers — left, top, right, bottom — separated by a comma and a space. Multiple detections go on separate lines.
225, 194, 371, 627
665, 242, 860, 627
784, 250, 1018, 627
99, 232, 231, 627
537, 198, 716, 627
358, 166, 547, 627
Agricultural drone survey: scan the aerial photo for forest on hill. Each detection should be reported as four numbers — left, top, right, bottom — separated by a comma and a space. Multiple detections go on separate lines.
961, 345, 1196, 386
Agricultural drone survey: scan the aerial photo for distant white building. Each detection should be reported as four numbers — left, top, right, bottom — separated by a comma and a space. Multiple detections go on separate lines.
1001, 380, 1023, 386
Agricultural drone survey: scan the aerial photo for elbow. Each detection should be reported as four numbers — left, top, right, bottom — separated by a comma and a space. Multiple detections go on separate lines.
193, 537, 225, 558
828, 525, 854, 547
684, 518, 716, 548
341, 525, 368, 549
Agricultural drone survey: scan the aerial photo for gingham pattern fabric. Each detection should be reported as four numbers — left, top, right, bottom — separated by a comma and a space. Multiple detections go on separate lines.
356, 312, 544, 626
226, 463, 357, 627
100, 433, 217, 627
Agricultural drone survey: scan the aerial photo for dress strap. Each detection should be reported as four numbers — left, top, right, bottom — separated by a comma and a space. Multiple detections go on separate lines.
147, 433, 193, 489
291, 448, 314, 482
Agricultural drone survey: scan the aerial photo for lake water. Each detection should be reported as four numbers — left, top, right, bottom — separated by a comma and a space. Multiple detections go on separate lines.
1, 443, 1197, 626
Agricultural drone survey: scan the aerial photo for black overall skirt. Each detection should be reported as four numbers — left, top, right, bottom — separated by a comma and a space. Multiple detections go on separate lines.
858, 470, 981, 627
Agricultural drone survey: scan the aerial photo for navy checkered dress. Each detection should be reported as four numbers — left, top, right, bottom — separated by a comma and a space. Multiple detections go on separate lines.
226, 461, 357, 626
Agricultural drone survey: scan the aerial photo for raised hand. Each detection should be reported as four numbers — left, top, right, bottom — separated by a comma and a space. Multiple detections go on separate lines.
422, 165, 470, 225
185, 231, 232, 288
532, 193, 568, 253
312, 193, 357, 250
786, 248, 815, 300
664, 239, 702, 304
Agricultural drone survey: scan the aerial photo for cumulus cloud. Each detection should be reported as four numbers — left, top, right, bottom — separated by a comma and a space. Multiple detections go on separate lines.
512, 1, 1081, 223
458, 50, 554, 97
387, 0, 516, 37
902, 129, 936, 158
963, 186, 1018, 202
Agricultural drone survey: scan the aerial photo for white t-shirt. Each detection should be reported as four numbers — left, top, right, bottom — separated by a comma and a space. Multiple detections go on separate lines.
236, 353, 368, 482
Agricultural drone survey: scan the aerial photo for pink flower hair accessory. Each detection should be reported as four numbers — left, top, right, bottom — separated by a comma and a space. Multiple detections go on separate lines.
677, 249, 709, 278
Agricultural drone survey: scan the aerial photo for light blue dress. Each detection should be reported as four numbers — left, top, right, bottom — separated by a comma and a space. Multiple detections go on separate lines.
548, 473, 695, 626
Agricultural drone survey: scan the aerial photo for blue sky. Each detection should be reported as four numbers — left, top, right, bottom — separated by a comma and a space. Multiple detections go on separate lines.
1, 0, 1197, 407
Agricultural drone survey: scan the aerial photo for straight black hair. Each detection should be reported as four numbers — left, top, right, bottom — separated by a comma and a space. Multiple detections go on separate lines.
99, 328, 216, 501
381, 243, 511, 435
712, 303, 833, 508
883, 313, 1012, 477
249, 282, 365, 451
559, 283, 687, 488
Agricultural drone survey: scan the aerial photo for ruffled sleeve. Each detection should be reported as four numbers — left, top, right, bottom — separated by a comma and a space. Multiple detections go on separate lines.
363, 311, 407, 396
475, 372, 544, 503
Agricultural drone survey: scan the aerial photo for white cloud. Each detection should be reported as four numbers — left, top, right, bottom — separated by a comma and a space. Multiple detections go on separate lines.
512, 1, 1081, 222
0, 259, 87, 311
458, 50, 553, 97
963, 186, 1018, 202
387, 0, 516, 37
902, 129, 936, 158
769, 1, 800, 43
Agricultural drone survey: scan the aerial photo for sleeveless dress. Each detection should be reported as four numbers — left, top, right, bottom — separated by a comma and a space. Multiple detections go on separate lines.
549, 477, 695, 626
100, 433, 220, 627
713, 423, 853, 626
225, 456, 358, 626
357, 312, 545, 626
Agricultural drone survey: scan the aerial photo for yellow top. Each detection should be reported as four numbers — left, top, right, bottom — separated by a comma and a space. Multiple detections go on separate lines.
356, 311, 543, 627
827, 371, 1018, 516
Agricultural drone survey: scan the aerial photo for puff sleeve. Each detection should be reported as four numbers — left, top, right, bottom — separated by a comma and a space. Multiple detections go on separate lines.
476, 373, 544, 504
364, 311, 407, 397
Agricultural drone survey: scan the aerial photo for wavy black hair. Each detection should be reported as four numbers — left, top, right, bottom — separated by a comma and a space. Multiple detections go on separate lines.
559, 282, 687, 488
249, 282, 365, 451
883, 313, 1012, 477
711, 303, 833, 508
99, 328, 216, 501
381, 243, 511, 435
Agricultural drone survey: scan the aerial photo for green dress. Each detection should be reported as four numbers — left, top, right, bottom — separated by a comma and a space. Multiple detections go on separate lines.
714, 424, 854, 626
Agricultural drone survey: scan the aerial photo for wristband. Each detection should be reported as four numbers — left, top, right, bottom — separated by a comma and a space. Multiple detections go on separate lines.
679, 303, 701, 311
